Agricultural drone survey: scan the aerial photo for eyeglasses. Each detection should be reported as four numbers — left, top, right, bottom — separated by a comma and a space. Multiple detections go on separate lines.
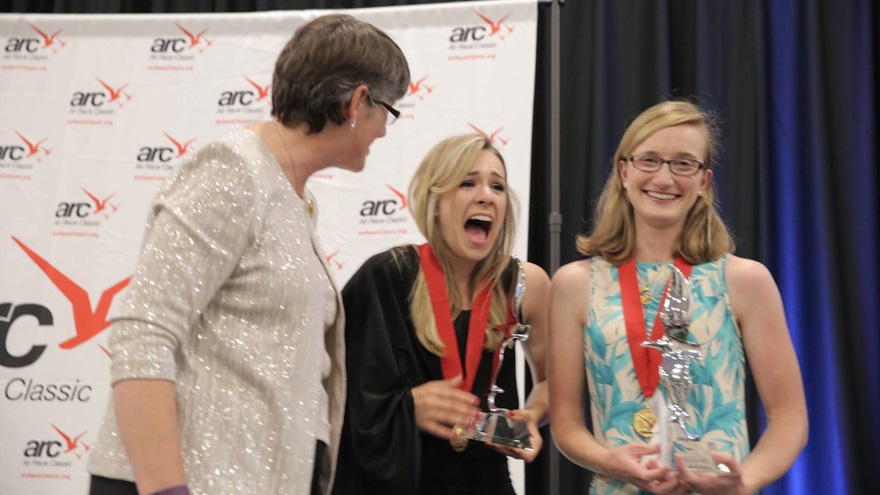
625, 153, 705, 176
368, 95, 400, 125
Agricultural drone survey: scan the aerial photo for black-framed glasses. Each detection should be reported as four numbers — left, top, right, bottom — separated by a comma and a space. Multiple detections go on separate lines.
368, 95, 400, 125
625, 153, 705, 176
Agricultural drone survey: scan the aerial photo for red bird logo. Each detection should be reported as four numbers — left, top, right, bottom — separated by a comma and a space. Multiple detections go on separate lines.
14, 131, 48, 160
164, 133, 196, 158
244, 76, 271, 101
28, 23, 65, 52
326, 251, 345, 270
175, 23, 212, 51
468, 123, 509, 146
96, 78, 133, 107
80, 187, 118, 217
408, 76, 434, 100
51, 424, 89, 458
13, 237, 131, 349
386, 185, 408, 210
409, 76, 429, 95
474, 11, 511, 36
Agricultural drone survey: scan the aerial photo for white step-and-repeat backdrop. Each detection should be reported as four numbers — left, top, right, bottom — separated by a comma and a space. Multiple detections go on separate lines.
0, 1, 537, 493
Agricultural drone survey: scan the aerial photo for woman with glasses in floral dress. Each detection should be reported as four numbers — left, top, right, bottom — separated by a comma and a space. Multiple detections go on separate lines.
548, 100, 808, 495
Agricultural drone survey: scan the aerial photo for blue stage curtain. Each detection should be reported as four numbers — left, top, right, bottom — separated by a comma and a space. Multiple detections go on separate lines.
765, 1, 879, 494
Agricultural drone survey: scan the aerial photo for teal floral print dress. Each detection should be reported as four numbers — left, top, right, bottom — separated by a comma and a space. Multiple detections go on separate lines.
584, 256, 748, 494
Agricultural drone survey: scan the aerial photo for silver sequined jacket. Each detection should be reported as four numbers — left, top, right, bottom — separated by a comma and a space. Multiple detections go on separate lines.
88, 128, 345, 495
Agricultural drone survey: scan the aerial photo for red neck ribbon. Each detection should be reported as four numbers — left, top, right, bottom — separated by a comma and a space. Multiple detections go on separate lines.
618, 256, 693, 398
419, 243, 494, 393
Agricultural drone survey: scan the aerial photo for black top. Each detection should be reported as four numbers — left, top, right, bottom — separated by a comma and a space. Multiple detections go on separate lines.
332, 246, 518, 495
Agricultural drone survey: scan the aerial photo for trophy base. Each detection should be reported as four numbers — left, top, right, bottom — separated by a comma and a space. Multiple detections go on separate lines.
672, 439, 726, 474
463, 411, 532, 450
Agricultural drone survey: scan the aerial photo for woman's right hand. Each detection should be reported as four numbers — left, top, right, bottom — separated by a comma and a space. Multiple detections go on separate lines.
411, 375, 479, 440
601, 443, 681, 494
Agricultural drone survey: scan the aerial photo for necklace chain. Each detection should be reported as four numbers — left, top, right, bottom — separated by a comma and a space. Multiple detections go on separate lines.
272, 121, 314, 217
272, 121, 300, 189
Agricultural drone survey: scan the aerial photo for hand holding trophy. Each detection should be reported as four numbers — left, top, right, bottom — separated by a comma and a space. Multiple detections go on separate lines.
641, 266, 727, 475
459, 257, 533, 451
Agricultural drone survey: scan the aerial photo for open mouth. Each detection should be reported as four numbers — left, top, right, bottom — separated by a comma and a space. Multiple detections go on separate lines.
464, 214, 493, 244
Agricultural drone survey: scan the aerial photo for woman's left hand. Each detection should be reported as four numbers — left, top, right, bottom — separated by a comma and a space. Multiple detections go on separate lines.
675, 451, 748, 495
486, 409, 543, 462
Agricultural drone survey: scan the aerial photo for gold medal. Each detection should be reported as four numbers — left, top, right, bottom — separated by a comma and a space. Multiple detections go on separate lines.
633, 407, 657, 439
306, 199, 315, 217
450, 424, 468, 452
639, 286, 651, 305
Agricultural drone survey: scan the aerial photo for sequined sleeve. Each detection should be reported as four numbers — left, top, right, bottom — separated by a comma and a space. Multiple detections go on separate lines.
108, 142, 259, 384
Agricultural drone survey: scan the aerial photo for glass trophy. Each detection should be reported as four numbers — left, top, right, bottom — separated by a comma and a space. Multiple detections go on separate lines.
461, 258, 533, 451
640, 266, 726, 474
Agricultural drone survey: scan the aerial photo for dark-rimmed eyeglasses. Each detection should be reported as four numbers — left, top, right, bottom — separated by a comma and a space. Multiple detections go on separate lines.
625, 153, 705, 176
368, 96, 400, 125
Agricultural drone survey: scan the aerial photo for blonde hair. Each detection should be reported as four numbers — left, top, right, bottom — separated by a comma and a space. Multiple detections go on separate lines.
406, 134, 518, 356
576, 100, 734, 264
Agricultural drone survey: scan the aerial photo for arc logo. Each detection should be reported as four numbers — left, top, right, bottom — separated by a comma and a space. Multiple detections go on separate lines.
468, 123, 509, 147
136, 132, 197, 166
0, 131, 50, 164
23, 424, 90, 463
4, 23, 66, 55
218, 76, 272, 109
360, 184, 408, 217
449, 10, 514, 43
12, 237, 132, 352
70, 78, 133, 110
358, 185, 409, 232
407, 75, 435, 101
55, 187, 119, 221
150, 23, 213, 54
